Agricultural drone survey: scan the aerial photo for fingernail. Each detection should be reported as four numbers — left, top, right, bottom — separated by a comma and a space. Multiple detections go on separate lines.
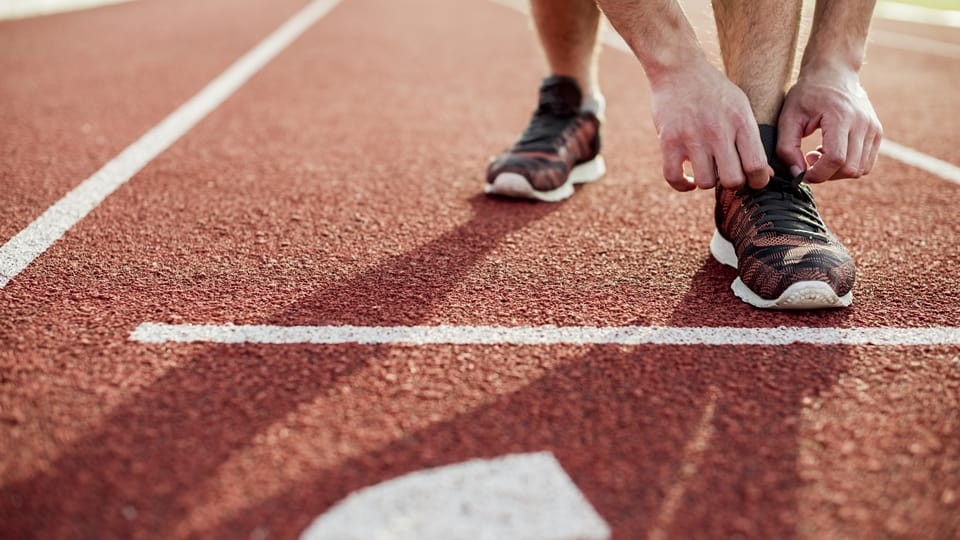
789, 165, 803, 178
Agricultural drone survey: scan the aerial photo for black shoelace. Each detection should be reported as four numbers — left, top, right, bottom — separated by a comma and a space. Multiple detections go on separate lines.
741, 174, 829, 242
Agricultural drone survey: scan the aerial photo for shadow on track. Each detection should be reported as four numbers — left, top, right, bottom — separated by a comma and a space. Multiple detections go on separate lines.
658, 257, 854, 537
191, 258, 854, 539
195, 345, 849, 539
1, 212, 860, 540
0, 194, 562, 539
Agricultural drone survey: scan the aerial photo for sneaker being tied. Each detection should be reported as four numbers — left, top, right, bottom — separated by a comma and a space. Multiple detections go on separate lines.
710, 126, 856, 310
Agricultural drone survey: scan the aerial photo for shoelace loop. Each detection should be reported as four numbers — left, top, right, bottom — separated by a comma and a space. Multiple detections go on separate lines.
740, 174, 830, 242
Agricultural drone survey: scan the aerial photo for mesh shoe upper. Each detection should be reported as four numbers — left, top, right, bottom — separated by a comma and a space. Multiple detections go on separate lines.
715, 126, 856, 300
487, 76, 600, 192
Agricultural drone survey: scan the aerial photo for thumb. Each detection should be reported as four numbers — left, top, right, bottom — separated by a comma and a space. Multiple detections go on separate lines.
777, 111, 809, 178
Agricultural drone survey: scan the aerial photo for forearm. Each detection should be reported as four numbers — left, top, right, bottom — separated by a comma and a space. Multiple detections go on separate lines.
595, 0, 708, 83
801, 0, 876, 75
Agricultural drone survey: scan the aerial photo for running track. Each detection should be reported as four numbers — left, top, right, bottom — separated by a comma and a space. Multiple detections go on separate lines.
1, 0, 958, 538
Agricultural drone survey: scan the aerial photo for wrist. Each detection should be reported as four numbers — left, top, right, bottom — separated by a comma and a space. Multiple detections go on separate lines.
644, 50, 714, 89
800, 48, 865, 78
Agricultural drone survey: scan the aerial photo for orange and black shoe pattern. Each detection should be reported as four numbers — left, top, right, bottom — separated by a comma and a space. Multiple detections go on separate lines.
486, 76, 604, 202
710, 125, 856, 309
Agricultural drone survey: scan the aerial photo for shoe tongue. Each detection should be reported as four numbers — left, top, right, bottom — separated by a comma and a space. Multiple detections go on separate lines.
538, 75, 583, 115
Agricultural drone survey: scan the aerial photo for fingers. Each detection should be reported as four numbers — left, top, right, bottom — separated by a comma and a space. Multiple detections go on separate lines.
804, 118, 849, 183
810, 118, 882, 181
662, 145, 696, 192
736, 126, 772, 189
776, 110, 808, 178
714, 139, 746, 189
839, 126, 868, 179
662, 134, 770, 191
690, 147, 717, 189
660, 131, 719, 192
857, 118, 883, 176
862, 130, 882, 175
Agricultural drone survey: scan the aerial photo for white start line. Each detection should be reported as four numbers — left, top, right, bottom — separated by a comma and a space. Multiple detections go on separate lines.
299, 452, 610, 540
129, 323, 960, 347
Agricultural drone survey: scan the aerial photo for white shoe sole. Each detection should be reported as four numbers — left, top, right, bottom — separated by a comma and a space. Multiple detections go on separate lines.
485, 156, 606, 202
709, 230, 852, 310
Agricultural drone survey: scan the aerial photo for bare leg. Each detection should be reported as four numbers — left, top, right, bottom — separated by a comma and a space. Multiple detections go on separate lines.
530, 0, 603, 108
712, 0, 803, 125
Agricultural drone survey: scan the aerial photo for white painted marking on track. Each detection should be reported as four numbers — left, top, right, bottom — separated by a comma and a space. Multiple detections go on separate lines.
879, 140, 960, 185
591, 0, 960, 60
871, 29, 960, 60
875, 2, 960, 29
299, 452, 611, 540
489, 0, 960, 186
130, 323, 960, 346
0, 0, 343, 288
0, 0, 132, 20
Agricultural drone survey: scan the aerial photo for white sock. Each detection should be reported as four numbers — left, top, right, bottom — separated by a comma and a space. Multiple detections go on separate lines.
580, 93, 606, 123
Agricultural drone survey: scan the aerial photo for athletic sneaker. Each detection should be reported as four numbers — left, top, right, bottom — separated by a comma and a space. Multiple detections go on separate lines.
710, 125, 856, 309
486, 75, 605, 202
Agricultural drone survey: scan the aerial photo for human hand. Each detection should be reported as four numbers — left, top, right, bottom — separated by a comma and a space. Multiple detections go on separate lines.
777, 66, 882, 183
650, 59, 773, 192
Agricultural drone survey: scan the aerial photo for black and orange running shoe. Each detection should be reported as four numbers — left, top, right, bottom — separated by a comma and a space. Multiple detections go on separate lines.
486, 76, 604, 202
710, 125, 855, 309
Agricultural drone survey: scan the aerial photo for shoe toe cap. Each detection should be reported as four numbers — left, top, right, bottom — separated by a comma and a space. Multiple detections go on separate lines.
486, 153, 568, 191
742, 244, 856, 300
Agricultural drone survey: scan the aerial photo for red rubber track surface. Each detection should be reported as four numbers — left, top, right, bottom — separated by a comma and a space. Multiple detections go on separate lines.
1, 0, 958, 538
0, 0, 308, 245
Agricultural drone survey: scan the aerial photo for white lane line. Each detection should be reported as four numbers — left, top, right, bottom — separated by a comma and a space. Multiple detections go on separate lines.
490, 0, 960, 186
0, 0, 132, 20
130, 323, 960, 346
0, 0, 343, 289
879, 140, 960, 185
875, 2, 960, 28
871, 29, 960, 60
299, 452, 611, 540
599, 6, 960, 62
